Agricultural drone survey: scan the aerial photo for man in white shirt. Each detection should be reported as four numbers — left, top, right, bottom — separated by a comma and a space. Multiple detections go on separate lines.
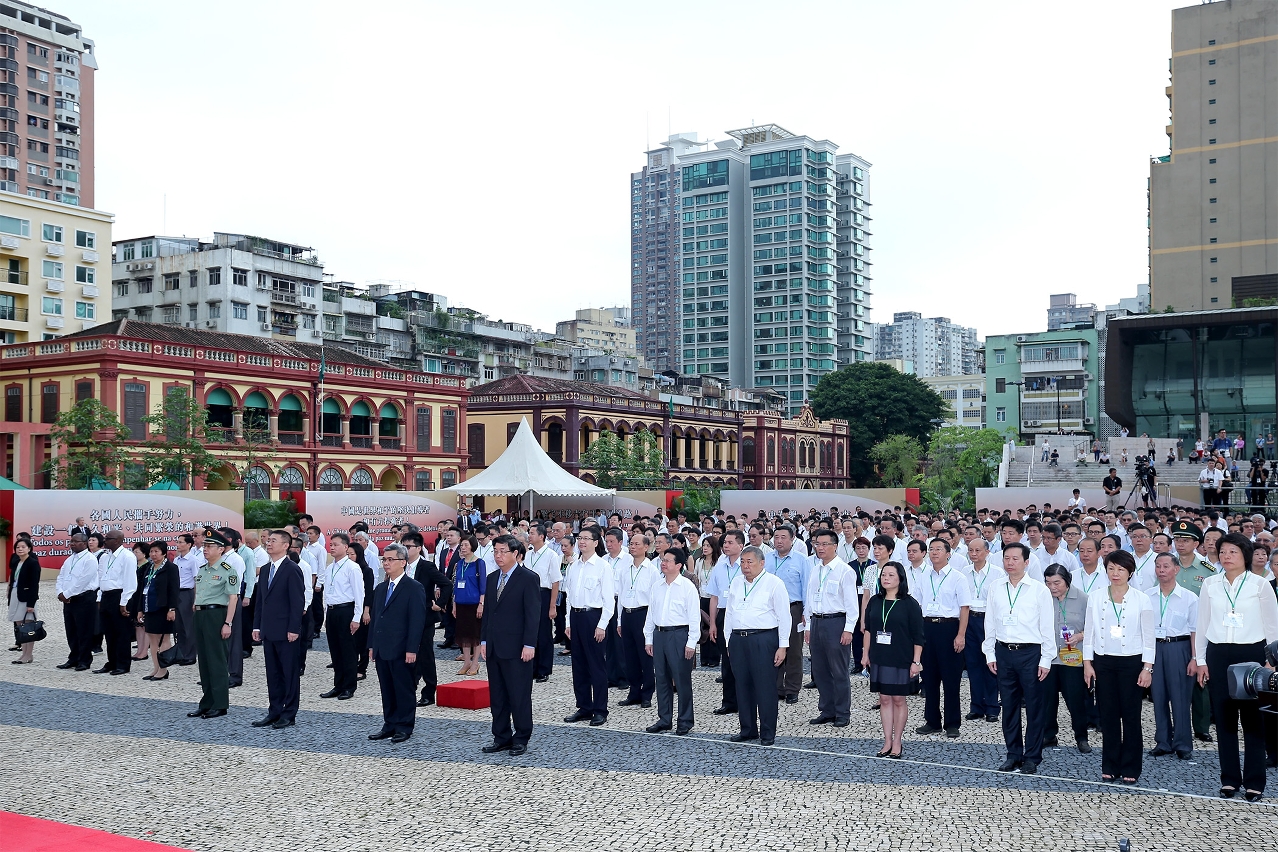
303, 524, 327, 570
962, 537, 1005, 722
915, 538, 972, 737
563, 528, 615, 727
837, 518, 860, 565
94, 530, 138, 676
1148, 553, 1199, 760
982, 542, 1055, 775
320, 533, 366, 701
992, 519, 1044, 581
55, 532, 102, 671
724, 545, 791, 746
618, 533, 660, 709
1074, 537, 1110, 597
1127, 524, 1158, 593
903, 540, 930, 599
525, 523, 562, 683
1035, 523, 1081, 576
602, 528, 634, 691
706, 529, 746, 715
217, 528, 250, 688
643, 546, 700, 735
804, 529, 858, 727
1068, 489, 1087, 511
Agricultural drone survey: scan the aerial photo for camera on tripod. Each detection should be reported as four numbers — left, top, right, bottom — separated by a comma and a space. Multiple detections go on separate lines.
1134, 455, 1150, 478
1227, 641, 1278, 711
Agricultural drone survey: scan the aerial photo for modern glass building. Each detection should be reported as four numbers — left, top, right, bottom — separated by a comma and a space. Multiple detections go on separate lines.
1105, 307, 1276, 443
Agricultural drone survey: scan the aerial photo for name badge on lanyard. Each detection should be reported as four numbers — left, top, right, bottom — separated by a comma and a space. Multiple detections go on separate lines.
876, 631, 892, 645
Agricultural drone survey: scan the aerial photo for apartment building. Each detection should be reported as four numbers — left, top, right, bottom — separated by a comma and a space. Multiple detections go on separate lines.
873, 311, 981, 377
555, 306, 637, 357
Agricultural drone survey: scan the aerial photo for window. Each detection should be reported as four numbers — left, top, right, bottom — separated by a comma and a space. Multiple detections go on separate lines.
996, 377, 1006, 393
136, 278, 153, 294
1208, 119, 1216, 125
42, 223, 62, 242
1208, 139, 1216, 145
1210, 257, 1218, 263
1208, 39, 1216, 45
441, 409, 457, 453
232, 268, 247, 287
1210, 238, 1218, 244
165, 274, 180, 291
232, 302, 248, 320
123, 383, 146, 439
1208, 79, 1216, 85
257, 307, 267, 323
468, 423, 485, 467
42, 260, 62, 279
441, 470, 456, 489
1208, 59, 1216, 65
995, 408, 1006, 423
189, 270, 199, 288
73, 266, 93, 284
208, 303, 221, 319
1209, 158, 1217, 164
161, 306, 180, 324
1210, 218, 1217, 223
208, 267, 221, 287
41, 296, 62, 315
114, 281, 128, 296
121, 244, 134, 261
5, 386, 20, 422
139, 241, 153, 258
0, 215, 29, 238
1210, 277, 1218, 283
1208, 99, 1216, 105
319, 468, 343, 491
75, 381, 92, 402
74, 230, 94, 248
1209, 178, 1217, 183
74, 301, 94, 319
414, 471, 433, 491
1209, 198, 1217, 204
416, 406, 432, 451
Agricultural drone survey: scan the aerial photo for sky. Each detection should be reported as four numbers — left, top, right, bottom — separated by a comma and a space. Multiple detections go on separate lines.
64, 0, 1183, 338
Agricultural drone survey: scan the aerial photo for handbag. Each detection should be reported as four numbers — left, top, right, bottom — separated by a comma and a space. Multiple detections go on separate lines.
907, 673, 922, 696
157, 645, 183, 669
15, 612, 45, 643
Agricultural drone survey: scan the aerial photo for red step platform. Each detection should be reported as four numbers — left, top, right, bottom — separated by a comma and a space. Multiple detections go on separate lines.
0, 811, 193, 852
437, 678, 489, 709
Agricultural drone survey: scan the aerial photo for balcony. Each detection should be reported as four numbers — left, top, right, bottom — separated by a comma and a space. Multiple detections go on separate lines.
0, 306, 28, 322
271, 290, 299, 305
380, 437, 401, 450
351, 436, 372, 448
278, 432, 305, 445
1, 269, 26, 284
321, 434, 342, 447
207, 428, 234, 444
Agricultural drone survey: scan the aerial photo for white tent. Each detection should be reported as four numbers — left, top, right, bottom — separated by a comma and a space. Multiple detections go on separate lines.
443, 417, 614, 513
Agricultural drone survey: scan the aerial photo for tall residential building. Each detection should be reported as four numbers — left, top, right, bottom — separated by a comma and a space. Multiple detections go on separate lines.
110, 233, 325, 342
555, 307, 637, 357
1, 2, 96, 207
872, 311, 980, 377
1047, 293, 1096, 330
632, 134, 707, 374
673, 124, 873, 415
1149, 0, 1278, 312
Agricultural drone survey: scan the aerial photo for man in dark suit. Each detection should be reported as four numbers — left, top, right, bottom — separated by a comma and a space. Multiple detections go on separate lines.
435, 527, 462, 650
479, 534, 540, 756
368, 543, 427, 743
403, 532, 450, 706
251, 529, 306, 730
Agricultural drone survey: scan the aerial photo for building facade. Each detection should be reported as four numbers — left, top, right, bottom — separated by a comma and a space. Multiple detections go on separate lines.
1047, 293, 1096, 331
984, 327, 1101, 441
739, 404, 850, 490
555, 307, 637, 358
0, 320, 469, 493
0, 193, 109, 342
872, 311, 981, 377
1149, 0, 1278, 312
921, 374, 986, 429
0, 2, 96, 208
674, 124, 873, 414
110, 233, 325, 343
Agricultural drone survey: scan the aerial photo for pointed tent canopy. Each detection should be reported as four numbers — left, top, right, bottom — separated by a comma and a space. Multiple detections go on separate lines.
148, 479, 182, 490
85, 476, 117, 490
443, 418, 615, 497
0, 475, 26, 490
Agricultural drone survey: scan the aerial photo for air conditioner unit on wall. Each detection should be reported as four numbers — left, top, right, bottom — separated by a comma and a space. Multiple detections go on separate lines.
1015, 335, 1027, 342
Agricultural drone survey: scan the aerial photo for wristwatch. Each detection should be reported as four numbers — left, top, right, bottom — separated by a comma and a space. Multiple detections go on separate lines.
224, 621, 233, 627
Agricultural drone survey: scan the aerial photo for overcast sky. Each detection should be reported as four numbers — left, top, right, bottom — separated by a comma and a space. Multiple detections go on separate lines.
66, 0, 1182, 338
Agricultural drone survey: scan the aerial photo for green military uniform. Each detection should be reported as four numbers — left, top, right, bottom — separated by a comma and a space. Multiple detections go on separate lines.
193, 553, 239, 713
1170, 519, 1214, 738
1174, 554, 1216, 595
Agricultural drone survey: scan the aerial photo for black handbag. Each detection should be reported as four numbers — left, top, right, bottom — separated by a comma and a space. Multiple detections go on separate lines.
15, 613, 45, 643
157, 645, 183, 669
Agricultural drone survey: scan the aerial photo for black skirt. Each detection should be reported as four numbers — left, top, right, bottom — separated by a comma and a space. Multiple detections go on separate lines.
870, 663, 915, 696
143, 611, 171, 635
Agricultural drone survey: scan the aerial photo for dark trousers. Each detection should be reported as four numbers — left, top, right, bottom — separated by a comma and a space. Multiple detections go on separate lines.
99, 589, 131, 672
569, 608, 607, 715
263, 637, 302, 722
809, 615, 851, 723
1151, 639, 1194, 754
731, 628, 781, 741
621, 607, 654, 702
309, 586, 325, 635
552, 590, 567, 645
776, 601, 804, 698
1192, 681, 1213, 736
299, 609, 313, 669
1206, 641, 1268, 792
227, 600, 244, 684
415, 620, 437, 701
174, 587, 196, 662
488, 654, 534, 747
63, 590, 95, 667
715, 608, 736, 709
850, 599, 865, 672
534, 588, 554, 678
1044, 663, 1089, 741
355, 620, 370, 676
698, 596, 719, 666
605, 604, 627, 687
1093, 654, 1145, 779
325, 602, 357, 694
193, 608, 230, 712
922, 619, 963, 730
996, 642, 1045, 764
439, 603, 456, 645
965, 614, 999, 716
653, 627, 694, 730
374, 656, 417, 736
240, 597, 256, 651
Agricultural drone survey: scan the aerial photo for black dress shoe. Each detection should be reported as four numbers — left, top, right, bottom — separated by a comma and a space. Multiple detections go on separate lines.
187, 709, 207, 717
228, 680, 241, 688
271, 718, 294, 729
320, 688, 341, 699
640, 700, 651, 709
809, 716, 835, 725
985, 714, 999, 723
1020, 762, 1038, 775
202, 709, 227, 719
832, 719, 850, 728
945, 728, 960, 739
534, 676, 550, 683
715, 676, 723, 683
803, 680, 817, 689
336, 691, 354, 700
617, 698, 641, 707
915, 724, 942, 735
1077, 739, 1093, 754
646, 722, 672, 733
510, 743, 527, 756
674, 727, 692, 736
729, 732, 758, 743
251, 717, 279, 728
93, 665, 113, 674
784, 695, 799, 705
481, 740, 513, 753
74, 664, 90, 671
712, 705, 737, 716
326, 663, 335, 669
1195, 732, 1213, 743
964, 711, 984, 721
760, 737, 775, 746
391, 732, 411, 743
416, 696, 435, 707
56, 662, 75, 669
564, 710, 592, 723
110, 669, 128, 676
1148, 747, 1173, 757
369, 730, 394, 740
997, 758, 1022, 772
589, 714, 607, 726
1176, 750, 1191, 760
1042, 737, 1058, 747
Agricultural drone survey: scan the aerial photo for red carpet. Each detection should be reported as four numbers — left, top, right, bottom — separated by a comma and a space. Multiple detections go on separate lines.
0, 812, 193, 851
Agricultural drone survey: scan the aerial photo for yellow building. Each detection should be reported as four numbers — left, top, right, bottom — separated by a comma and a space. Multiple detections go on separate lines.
554, 308, 637, 358
0, 194, 112, 344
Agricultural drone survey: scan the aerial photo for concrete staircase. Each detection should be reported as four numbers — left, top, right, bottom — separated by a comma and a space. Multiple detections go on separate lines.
1006, 440, 1209, 489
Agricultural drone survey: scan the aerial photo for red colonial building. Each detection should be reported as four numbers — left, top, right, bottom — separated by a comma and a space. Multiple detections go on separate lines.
739, 404, 850, 490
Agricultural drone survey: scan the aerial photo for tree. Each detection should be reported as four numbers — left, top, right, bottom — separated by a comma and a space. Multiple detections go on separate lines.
244, 498, 298, 529
44, 399, 132, 489
222, 412, 280, 499
868, 434, 924, 487
579, 430, 667, 490
139, 387, 226, 488
809, 363, 948, 485
921, 426, 1005, 512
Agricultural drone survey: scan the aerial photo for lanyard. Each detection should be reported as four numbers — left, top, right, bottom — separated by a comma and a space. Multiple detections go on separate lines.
881, 596, 899, 628
1158, 590, 1172, 626
775, 554, 790, 575
1056, 598, 1067, 624
628, 564, 643, 589
1006, 581, 1024, 612
528, 548, 545, 571
1081, 569, 1102, 594
726, 562, 740, 585
972, 567, 989, 599
818, 561, 835, 588
330, 557, 348, 585
929, 569, 948, 601
742, 574, 762, 602
1223, 571, 1249, 612
1134, 552, 1153, 578
1108, 587, 1124, 623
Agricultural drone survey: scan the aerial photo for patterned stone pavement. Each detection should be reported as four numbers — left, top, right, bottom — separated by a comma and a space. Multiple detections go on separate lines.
2, 584, 1276, 851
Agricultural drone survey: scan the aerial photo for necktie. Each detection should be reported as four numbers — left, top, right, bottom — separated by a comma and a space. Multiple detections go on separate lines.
386, 580, 395, 606
268, 563, 276, 587
496, 571, 507, 601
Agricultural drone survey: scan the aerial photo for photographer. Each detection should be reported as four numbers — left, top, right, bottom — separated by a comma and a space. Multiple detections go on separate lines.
1194, 532, 1278, 801
1247, 458, 1268, 511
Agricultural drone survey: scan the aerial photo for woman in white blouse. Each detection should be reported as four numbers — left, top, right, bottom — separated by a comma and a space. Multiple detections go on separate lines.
1195, 532, 1278, 801
1082, 550, 1155, 785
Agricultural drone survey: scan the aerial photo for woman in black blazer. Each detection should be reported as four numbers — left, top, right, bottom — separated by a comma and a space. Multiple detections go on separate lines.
127, 543, 150, 660
141, 540, 180, 681
8, 538, 40, 663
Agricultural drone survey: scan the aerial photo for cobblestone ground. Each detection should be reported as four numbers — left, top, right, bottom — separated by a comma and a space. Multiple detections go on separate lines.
2, 583, 1276, 851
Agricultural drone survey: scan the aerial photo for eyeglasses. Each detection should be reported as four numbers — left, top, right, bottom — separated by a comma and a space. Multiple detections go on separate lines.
382, 557, 405, 564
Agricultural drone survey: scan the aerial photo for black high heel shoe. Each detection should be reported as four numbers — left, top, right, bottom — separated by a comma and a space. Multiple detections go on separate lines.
1243, 790, 1264, 803
1219, 786, 1237, 799
875, 747, 892, 758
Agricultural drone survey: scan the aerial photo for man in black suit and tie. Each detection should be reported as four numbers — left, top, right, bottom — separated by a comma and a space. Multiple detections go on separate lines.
403, 532, 450, 707
479, 534, 540, 756
436, 527, 462, 650
251, 529, 306, 730
368, 542, 426, 743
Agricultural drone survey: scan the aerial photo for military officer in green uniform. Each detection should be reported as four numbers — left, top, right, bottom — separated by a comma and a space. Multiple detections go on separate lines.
187, 528, 240, 719
1170, 520, 1216, 743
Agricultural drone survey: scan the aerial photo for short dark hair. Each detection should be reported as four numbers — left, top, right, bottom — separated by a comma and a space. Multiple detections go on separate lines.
1001, 518, 1025, 534
1219, 531, 1255, 566
1002, 542, 1031, 561
402, 533, 424, 548
929, 537, 951, 553
880, 561, 909, 596
492, 534, 526, 558
330, 532, 351, 547
723, 529, 746, 546
1104, 549, 1136, 576
1042, 563, 1071, 586
148, 540, 169, 556
871, 534, 895, 553
812, 528, 839, 545
663, 547, 688, 566
906, 539, 927, 554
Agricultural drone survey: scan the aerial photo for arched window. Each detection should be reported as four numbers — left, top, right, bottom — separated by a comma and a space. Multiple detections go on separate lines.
547, 423, 564, 463
244, 466, 271, 501
379, 403, 400, 448
322, 399, 342, 445
278, 394, 304, 444
350, 401, 372, 447
350, 468, 374, 491
279, 467, 305, 491
319, 468, 343, 491
767, 437, 775, 467
742, 437, 755, 467
244, 391, 270, 434
206, 388, 233, 438
837, 442, 844, 472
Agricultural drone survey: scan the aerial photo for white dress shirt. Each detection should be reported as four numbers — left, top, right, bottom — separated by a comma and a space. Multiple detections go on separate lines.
525, 544, 563, 589
1074, 565, 1110, 596
174, 549, 205, 589
915, 564, 972, 617
962, 562, 1007, 613
566, 553, 616, 623
1152, 583, 1199, 639
1194, 569, 1278, 665
603, 551, 634, 593
1034, 545, 1080, 576
305, 540, 328, 571
253, 546, 270, 569
321, 557, 365, 624
982, 576, 1056, 669
1128, 550, 1158, 593
56, 549, 100, 598
618, 558, 660, 609
97, 544, 138, 601
836, 539, 859, 565
291, 554, 315, 609
362, 544, 383, 585
643, 574, 700, 649
1082, 587, 1156, 663
723, 570, 792, 647
904, 561, 929, 602
803, 556, 859, 634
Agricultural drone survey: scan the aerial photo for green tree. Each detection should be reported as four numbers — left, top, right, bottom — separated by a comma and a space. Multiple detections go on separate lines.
809, 363, 948, 485
579, 430, 667, 489
243, 498, 298, 529
44, 399, 132, 489
868, 434, 924, 487
139, 387, 226, 488
676, 483, 722, 517
222, 412, 280, 498
921, 426, 1006, 511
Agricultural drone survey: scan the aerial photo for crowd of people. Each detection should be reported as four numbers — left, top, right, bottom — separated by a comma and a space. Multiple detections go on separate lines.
7, 501, 1278, 799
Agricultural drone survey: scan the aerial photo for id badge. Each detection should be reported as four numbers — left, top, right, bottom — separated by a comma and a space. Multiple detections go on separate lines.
1223, 610, 1244, 629
457, 581, 466, 589
876, 631, 892, 645
856, 585, 865, 595
927, 603, 941, 615
1109, 625, 1124, 639
625, 588, 637, 603
1154, 626, 1168, 638
1002, 614, 1018, 627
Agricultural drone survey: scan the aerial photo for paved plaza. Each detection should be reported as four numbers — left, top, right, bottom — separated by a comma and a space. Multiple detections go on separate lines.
2, 583, 1276, 851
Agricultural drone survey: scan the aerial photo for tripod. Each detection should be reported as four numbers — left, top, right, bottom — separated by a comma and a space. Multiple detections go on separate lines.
1121, 471, 1155, 509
